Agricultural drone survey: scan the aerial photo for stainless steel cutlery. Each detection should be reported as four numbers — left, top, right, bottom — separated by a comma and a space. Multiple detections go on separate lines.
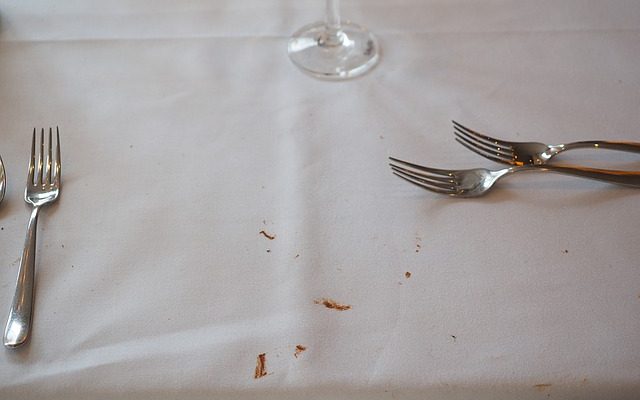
391, 122, 640, 196
390, 157, 640, 198
452, 121, 640, 166
4, 128, 61, 348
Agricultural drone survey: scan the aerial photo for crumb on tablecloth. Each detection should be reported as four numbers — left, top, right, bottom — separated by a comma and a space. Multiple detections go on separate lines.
259, 230, 276, 240
294, 345, 307, 358
254, 353, 267, 379
314, 298, 351, 311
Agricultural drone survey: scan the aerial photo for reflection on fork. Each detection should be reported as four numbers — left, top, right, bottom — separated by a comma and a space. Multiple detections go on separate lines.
4, 128, 61, 348
452, 121, 640, 166
389, 157, 640, 198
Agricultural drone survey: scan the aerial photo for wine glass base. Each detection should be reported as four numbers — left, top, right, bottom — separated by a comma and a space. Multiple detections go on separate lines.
288, 21, 380, 80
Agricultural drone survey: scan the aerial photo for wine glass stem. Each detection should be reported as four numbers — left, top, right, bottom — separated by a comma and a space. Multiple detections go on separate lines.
323, 0, 343, 46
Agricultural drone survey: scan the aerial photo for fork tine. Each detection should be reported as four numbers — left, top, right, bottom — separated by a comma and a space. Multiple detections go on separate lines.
453, 126, 514, 159
388, 157, 456, 177
390, 165, 455, 190
391, 170, 456, 195
388, 161, 454, 184
453, 128, 513, 158
46, 128, 53, 184
28, 128, 36, 184
454, 136, 513, 164
37, 128, 44, 186
453, 123, 516, 161
452, 121, 512, 149
55, 127, 61, 184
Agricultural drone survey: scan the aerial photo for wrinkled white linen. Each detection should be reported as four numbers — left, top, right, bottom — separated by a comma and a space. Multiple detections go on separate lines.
0, 1, 639, 399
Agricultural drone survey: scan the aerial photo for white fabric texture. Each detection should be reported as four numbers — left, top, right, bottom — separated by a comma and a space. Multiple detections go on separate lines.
0, 1, 639, 399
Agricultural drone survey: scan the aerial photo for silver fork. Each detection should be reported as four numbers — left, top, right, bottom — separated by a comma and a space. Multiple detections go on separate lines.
453, 120, 640, 166
4, 128, 61, 348
389, 157, 640, 197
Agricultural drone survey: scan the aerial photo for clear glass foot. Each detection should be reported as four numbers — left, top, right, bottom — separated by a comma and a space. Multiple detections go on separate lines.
288, 21, 380, 80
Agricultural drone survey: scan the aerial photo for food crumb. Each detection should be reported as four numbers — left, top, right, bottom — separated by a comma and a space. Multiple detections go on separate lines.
254, 353, 267, 379
534, 384, 552, 391
294, 345, 307, 358
314, 298, 351, 311
259, 230, 276, 240
405, 271, 411, 279
295, 254, 300, 259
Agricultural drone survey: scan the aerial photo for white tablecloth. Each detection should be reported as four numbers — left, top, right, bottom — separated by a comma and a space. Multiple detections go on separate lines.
0, 1, 639, 399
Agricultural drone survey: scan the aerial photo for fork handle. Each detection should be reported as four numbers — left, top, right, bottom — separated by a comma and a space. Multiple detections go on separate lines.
534, 165, 640, 187
4, 207, 40, 348
556, 141, 640, 154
